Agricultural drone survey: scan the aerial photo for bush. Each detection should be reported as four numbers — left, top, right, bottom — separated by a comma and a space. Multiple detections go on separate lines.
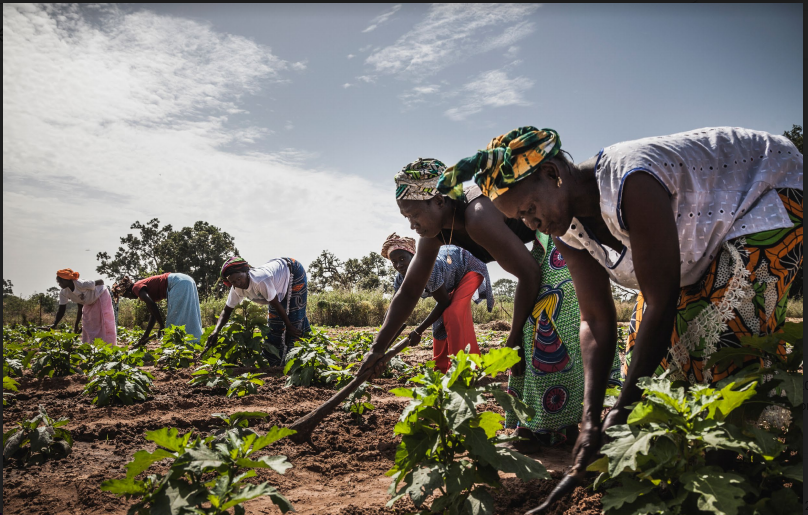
387, 347, 549, 512
591, 322, 803, 515
3, 405, 73, 465
100, 426, 295, 514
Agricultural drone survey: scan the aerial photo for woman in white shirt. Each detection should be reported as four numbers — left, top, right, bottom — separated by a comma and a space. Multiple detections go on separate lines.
51, 268, 117, 344
207, 256, 311, 366
439, 126, 802, 488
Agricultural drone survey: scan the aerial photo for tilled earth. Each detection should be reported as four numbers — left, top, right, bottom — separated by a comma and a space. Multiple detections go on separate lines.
2, 329, 602, 515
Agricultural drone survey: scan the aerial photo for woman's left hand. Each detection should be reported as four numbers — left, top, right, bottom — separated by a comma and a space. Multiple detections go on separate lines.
287, 325, 302, 340
408, 331, 422, 346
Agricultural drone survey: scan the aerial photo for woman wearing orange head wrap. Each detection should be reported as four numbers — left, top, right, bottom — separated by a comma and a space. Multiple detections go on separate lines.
52, 269, 117, 345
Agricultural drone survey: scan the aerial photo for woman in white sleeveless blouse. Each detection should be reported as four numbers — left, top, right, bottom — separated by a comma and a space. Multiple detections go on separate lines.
440, 126, 802, 482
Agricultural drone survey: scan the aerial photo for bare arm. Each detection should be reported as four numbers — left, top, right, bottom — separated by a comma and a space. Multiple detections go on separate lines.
557, 236, 617, 474
606, 173, 680, 424
370, 237, 442, 354
465, 201, 541, 352
74, 304, 83, 333
51, 304, 67, 329
411, 285, 451, 344
137, 290, 164, 345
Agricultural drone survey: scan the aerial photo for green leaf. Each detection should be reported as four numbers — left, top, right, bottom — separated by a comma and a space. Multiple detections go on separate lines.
389, 387, 415, 398
220, 482, 279, 511
173, 446, 224, 474
703, 382, 757, 421
445, 390, 477, 430
586, 456, 609, 473
480, 347, 521, 376
769, 488, 801, 513
682, 466, 745, 515
445, 460, 476, 494
405, 463, 444, 506
126, 448, 178, 479
457, 424, 502, 469
494, 447, 550, 481
145, 427, 191, 453
627, 401, 681, 426
637, 376, 685, 409
472, 412, 504, 439
464, 487, 495, 515
601, 477, 655, 511
746, 426, 784, 460
235, 455, 293, 475
769, 372, 803, 407
601, 427, 665, 476
100, 477, 149, 496
488, 388, 535, 424
779, 463, 803, 482
250, 426, 296, 453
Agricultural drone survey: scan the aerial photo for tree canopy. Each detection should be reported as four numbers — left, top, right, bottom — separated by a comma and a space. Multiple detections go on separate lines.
308, 250, 395, 293
96, 219, 238, 296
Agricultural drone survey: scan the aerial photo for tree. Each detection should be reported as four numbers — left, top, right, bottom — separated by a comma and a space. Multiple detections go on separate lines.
492, 278, 516, 300
783, 125, 803, 298
308, 250, 396, 293
96, 219, 238, 297
783, 124, 803, 154
3, 279, 13, 297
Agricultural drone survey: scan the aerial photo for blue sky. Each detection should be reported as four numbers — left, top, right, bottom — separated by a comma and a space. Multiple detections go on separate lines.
3, 3, 803, 295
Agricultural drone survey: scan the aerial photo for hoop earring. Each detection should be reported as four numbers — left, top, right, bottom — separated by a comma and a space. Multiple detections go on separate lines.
556, 176, 563, 188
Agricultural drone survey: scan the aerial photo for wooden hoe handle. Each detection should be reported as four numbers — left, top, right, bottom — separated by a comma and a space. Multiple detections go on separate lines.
287, 324, 408, 443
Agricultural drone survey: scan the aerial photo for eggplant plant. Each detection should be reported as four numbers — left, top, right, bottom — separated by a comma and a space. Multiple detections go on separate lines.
84, 360, 154, 406
101, 426, 295, 515
3, 405, 73, 465
589, 323, 804, 515
386, 347, 549, 514
226, 372, 265, 398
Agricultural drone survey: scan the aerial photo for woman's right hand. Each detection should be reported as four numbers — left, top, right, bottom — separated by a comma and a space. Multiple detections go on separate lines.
570, 418, 602, 475
509, 344, 526, 376
408, 331, 422, 346
357, 350, 386, 380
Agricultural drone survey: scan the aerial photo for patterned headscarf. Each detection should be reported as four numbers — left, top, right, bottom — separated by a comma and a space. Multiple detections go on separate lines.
111, 276, 134, 302
381, 233, 417, 260
437, 127, 561, 201
394, 158, 447, 201
56, 269, 80, 281
220, 256, 250, 287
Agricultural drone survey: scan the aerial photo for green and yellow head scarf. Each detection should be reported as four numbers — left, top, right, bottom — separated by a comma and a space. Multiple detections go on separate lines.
394, 158, 447, 200
437, 127, 561, 201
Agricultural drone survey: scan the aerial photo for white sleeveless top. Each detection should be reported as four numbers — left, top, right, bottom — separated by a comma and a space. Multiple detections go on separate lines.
559, 127, 803, 289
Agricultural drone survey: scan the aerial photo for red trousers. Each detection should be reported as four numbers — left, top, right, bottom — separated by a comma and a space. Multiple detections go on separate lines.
433, 272, 483, 373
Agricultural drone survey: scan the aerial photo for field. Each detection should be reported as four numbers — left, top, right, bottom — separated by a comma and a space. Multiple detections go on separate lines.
2, 326, 604, 515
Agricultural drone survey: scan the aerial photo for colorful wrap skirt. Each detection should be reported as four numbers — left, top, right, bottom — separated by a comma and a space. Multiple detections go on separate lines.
505, 234, 623, 441
266, 258, 311, 365
624, 188, 803, 385
81, 288, 117, 345
166, 273, 203, 343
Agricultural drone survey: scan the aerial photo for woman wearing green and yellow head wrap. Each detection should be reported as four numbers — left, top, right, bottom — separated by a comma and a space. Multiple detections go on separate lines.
443, 126, 803, 511
359, 156, 593, 451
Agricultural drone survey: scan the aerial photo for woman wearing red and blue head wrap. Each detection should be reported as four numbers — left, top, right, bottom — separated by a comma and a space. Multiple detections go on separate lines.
206, 256, 311, 366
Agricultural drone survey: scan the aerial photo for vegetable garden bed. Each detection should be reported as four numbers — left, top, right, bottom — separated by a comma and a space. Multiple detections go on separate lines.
2, 326, 602, 515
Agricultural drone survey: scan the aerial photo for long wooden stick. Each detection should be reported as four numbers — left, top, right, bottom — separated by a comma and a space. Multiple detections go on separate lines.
287, 324, 408, 443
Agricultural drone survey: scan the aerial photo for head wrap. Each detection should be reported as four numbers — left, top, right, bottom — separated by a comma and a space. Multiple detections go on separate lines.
56, 269, 80, 281
111, 276, 134, 303
381, 233, 417, 260
220, 256, 251, 287
437, 127, 561, 201
394, 158, 447, 201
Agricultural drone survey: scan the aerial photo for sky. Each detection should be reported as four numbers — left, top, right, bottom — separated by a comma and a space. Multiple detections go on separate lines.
3, 3, 803, 296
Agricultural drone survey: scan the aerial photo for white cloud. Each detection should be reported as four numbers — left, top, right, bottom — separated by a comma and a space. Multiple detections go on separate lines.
362, 4, 402, 33
505, 45, 520, 59
366, 4, 539, 78
3, 4, 399, 295
343, 83, 352, 88
347, 54, 355, 59
443, 69, 534, 121
356, 75, 377, 84
291, 61, 308, 71
284, 121, 294, 130
400, 84, 442, 109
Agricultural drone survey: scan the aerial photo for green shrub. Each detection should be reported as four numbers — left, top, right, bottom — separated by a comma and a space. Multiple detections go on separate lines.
28, 330, 83, 378
157, 326, 200, 370
84, 361, 154, 406
590, 322, 803, 515
3, 405, 73, 465
386, 347, 549, 513
226, 373, 265, 398
101, 426, 295, 514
